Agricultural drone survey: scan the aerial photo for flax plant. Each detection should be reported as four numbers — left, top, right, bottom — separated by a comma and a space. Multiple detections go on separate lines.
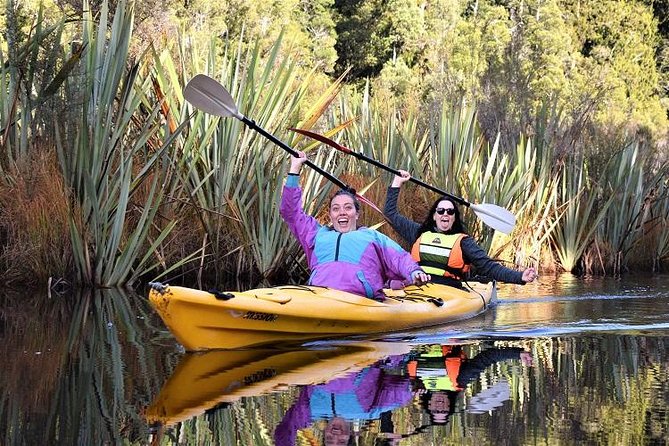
55, 0, 182, 287
0, 5, 71, 173
354, 83, 422, 175
425, 102, 524, 250
551, 155, 614, 272
596, 143, 661, 275
501, 136, 561, 269
651, 179, 669, 271
322, 86, 427, 230
170, 34, 343, 281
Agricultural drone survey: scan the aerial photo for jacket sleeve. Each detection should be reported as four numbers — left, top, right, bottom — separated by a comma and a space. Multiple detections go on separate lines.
374, 231, 422, 282
461, 237, 525, 284
279, 175, 320, 262
354, 368, 412, 412
383, 187, 422, 245
456, 348, 525, 388
274, 387, 313, 446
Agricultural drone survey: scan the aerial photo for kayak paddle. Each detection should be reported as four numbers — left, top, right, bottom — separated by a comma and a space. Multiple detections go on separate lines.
290, 128, 516, 234
182, 74, 383, 214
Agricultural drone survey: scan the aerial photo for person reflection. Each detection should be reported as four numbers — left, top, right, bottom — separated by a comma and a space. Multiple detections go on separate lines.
274, 354, 410, 446
274, 344, 532, 445
322, 417, 352, 446
408, 344, 533, 427
378, 344, 533, 444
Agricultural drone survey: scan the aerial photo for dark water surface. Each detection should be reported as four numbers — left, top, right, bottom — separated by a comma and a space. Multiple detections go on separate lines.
1, 274, 667, 445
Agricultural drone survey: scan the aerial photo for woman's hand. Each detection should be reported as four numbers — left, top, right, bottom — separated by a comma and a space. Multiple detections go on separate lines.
411, 270, 431, 285
289, 150, 308, 174
522, 267, 538, 283
391, 169, 412, 188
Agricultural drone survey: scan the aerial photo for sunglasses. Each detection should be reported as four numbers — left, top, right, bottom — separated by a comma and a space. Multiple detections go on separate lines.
435, 207, 456, 216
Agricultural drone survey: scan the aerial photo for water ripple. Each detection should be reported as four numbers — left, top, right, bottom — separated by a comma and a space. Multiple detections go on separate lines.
499, 293, 666, 304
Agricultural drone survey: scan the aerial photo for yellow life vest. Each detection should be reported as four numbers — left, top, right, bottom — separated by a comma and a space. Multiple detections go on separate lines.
411, 232, 470, 280
406, 345, 465, 391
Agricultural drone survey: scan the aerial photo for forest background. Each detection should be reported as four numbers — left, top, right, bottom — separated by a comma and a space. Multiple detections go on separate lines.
0, 0, 668, 289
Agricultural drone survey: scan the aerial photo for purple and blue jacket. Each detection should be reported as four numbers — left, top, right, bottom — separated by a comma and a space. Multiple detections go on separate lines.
274, 355, 412, 446
280, 177, 422, 298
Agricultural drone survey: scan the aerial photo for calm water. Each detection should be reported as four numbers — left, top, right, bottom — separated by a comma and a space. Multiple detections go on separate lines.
1, 274, 667, 445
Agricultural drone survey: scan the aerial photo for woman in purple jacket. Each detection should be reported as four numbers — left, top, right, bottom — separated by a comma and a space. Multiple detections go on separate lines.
280, 152, 429, 299
273, 354, 411, 446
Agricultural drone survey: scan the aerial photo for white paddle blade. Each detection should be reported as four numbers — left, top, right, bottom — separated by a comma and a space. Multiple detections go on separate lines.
470, 203, 516, 234
183, 74, 242, 119
467, 380, 510, 414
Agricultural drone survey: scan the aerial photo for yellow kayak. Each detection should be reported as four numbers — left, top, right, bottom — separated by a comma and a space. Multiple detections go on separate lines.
148, 281, 496, 351
145, 342, 413, 426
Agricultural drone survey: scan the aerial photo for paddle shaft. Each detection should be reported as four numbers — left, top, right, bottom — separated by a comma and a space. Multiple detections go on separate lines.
289, 127, 516, 233
241, 116, 353, 192
343, 148, 471, 207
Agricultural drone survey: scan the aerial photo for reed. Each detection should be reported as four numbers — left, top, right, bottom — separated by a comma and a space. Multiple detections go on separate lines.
55, 0, 183, 287
497, 136, 560, 270
551, 153, 615, 273
594, 143, 662, 275
329, 84, 430, 232
0, 151, 73, 285
40, 287, 176, 444
651, 179, 669, 271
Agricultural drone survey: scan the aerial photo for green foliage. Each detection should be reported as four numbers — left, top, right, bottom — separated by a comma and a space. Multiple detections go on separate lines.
568, 0, 666, 136
55, 0, 183, 287
172, 0, 337, 72
1, 0, 668, 285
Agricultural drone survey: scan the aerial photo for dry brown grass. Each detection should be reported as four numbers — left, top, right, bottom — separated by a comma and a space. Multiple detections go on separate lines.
0, 150, 73, 286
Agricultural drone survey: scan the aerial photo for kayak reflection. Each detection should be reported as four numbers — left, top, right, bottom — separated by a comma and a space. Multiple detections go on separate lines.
145, 342, 413, 427
146, 341, 532, 445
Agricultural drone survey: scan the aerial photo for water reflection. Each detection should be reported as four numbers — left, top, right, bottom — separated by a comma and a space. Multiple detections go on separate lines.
273, 343, 531, 446
145, 342, 413, 427
145, 341, 534, 445
0, 275, 667, 445
0, 287, 178, 445
144, 335, 668, 446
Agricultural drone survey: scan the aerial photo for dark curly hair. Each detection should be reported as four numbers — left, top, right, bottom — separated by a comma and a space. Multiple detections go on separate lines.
419, 390, 458, 425
417, 196, 467, 235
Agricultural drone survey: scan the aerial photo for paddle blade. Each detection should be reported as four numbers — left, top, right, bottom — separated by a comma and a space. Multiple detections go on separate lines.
290, 128, 353, 154
470, 203, 516, 234
356, 193, 384, 216
467, 380, 510, 414
183, 74, 242, 119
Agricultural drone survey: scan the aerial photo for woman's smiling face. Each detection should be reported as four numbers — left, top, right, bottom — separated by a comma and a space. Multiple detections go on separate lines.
433, 199, 455, 232
329, 194, 359, 233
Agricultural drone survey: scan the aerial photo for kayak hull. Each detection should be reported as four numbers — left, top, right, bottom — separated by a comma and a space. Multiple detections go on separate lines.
149, 281, 496, 350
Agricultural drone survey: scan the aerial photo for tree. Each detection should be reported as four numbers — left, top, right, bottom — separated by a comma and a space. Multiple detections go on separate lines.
334, 0, 426, 80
